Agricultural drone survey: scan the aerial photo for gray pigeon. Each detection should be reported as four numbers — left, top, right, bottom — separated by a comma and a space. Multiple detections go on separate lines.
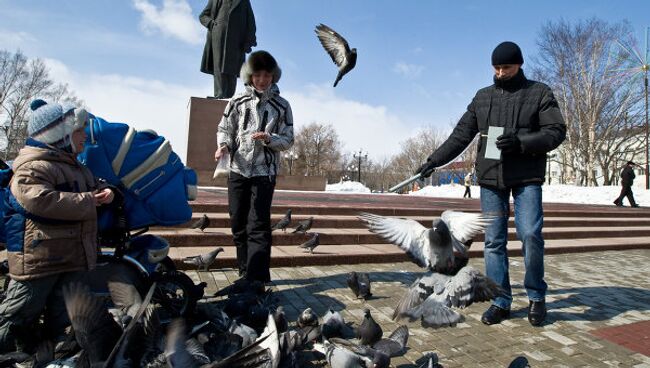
372, 325, 408, 358
183, 247, 224, 271
165, 319, 199, 368
394, 266, 502, 328
292, 217, 314, 234
359, 211, 492, 275
297, 307, 319, 328
191, 214, 210, 232
272, 209, 292, 232
356, 308, 382, 346
321, 308, 353, 340
324, 337, 390, 368
315, 23, 357, 87
298, 232, 320, 253
508, 356, 531, 368
347, 271, 372, 300
418, 352, 443, 368
273, 306, 288, 333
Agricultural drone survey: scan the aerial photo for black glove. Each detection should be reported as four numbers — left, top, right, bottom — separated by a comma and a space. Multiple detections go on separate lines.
415, 161, 436, 178
496, 133, 521, 154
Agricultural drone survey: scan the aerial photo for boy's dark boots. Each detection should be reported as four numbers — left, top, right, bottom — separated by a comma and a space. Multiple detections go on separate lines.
481, 305, 510, 325
528, 300, 547, 326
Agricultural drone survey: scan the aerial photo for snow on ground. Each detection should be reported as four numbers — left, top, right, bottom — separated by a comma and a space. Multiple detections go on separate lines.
325, 180, 650, 206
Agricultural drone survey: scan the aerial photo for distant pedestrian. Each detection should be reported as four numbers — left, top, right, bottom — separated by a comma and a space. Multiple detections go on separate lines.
463, 172, 472, 198
614, 161, 639, 208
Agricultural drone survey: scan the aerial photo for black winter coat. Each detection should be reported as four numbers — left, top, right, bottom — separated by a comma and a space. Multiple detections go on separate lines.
427, 70, 566, 189
621, 166, 635, 186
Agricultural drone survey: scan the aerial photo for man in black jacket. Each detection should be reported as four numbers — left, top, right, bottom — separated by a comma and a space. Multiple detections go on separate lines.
416, 41, 566, 326
614, 161, 639, 207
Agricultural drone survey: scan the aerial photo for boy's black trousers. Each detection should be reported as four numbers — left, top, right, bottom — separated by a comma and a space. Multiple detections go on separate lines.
228, 172, 276, 282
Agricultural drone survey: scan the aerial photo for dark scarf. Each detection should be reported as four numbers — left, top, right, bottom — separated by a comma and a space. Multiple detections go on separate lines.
493, 68, 527, 91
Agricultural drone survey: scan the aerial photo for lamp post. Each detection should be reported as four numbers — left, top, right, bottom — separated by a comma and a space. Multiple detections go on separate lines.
547, 153, 556, 184
284, 150, 298, 175
353, 149, 367, 183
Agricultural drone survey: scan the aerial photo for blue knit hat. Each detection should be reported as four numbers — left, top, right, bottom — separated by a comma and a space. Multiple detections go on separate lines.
28, 99, 85, 146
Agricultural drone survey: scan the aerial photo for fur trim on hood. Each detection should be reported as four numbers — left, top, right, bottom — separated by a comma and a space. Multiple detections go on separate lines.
240, 50, 282, 86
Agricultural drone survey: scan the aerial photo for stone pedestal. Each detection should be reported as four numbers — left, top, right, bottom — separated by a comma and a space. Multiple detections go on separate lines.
186, 97, 228, 185
186, 96, 327, 190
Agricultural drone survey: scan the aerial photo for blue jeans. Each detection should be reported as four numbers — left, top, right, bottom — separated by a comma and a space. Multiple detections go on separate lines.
481, 184, 547, 310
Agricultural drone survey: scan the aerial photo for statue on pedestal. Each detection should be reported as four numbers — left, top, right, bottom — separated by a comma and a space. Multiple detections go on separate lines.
199, 0, 257, 99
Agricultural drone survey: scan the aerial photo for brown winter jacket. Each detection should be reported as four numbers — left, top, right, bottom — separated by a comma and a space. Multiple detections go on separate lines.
7, 143, 101, 280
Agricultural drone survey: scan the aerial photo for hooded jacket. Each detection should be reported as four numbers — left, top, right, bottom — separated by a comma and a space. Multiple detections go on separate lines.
217, 84, 294, 178
427, 70, 566, 189
6, 139, 102, 280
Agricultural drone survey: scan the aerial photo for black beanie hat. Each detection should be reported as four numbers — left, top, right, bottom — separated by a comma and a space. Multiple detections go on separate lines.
491, 41, 524, 65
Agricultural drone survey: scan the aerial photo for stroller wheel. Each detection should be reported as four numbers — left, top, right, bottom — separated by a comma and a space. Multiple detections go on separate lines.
151, 270, 202, 319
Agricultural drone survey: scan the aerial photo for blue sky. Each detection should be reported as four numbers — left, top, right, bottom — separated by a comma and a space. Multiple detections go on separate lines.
1, 0, 649, 161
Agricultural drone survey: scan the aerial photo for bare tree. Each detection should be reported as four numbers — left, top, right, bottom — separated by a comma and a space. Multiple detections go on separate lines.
293, 122, 342, 181
531, 18, 643, 186
388, 125, 447, 187
0, 49, 81, 160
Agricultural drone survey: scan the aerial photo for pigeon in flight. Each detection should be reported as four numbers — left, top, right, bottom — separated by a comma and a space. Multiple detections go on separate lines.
272, 209, 292, 232
183, 247, 224, 271
298, 232, 320, 253
394, 266, 502, 328
292, 217, 314, 234
347, 271, 372, 300
359, 211, 493, 275
372, 325, 409, 358
191, 214, 211, 232
315, 23, 357, 87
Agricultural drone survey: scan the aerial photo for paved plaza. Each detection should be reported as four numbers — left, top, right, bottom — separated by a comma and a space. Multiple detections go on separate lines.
191, 249, 650, 367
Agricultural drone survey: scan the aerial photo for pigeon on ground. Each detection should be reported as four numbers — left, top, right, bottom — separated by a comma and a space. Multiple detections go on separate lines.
191, 214, 211, 232
298, 233, 320, 254
292, 217, 314, 234
209, 314, 280, 368
165, 319, 201, 368
315, 23, 357, 87
372, 325, 408, 357
321, 308, 353, 340
183, 247, 224, 271
394, 266, 502, 328
323, 337, 390, 368
273, 306, 289, 333
62, 282, 122, 366
356, 308, 383, 346
359, 211, 493, 275
297, 307, 319, 328
418, 352, 443, 368
272, 209, 292, 232
347, 271, 372, 300
508, 355, 531, 368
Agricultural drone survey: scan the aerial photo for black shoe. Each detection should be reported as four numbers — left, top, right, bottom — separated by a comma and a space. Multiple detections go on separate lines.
632, 204, 640, 208
528, 300, 547, 326
481, 305, 510, 325
613, 200, 623, 207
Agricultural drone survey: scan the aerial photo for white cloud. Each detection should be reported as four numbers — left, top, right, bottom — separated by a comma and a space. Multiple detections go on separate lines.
132, 0, 203, 45
43, 58, 211, 161
283, 85, 415, 159
0, 29, 36, 50
393, 62, 425, 79
43, 59, 415, 163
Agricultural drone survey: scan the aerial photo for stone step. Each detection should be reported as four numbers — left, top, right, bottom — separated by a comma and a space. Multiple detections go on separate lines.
168, 236, 650, 270
189, 202, 648, 218
148, 226, 650, 247
169, 213, 650, 230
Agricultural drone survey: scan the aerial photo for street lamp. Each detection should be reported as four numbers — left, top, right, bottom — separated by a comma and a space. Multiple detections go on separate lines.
284, 150, 298, 175
353, 149, 368, 183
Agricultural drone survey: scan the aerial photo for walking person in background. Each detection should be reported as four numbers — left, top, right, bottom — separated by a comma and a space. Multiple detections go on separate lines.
215, 51, 294, 283
613, 161, 639, 208
415, 41, 566, 327
463, 172, 473, 198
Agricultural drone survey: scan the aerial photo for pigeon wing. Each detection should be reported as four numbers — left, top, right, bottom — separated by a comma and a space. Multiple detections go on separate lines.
315, 24, 350, 68
445, 266, 503, 308
440, 210, 493, 246
373, 325, 408, 357
165, 319, 199, 368
403, 297, 462, 328
359, 212, 432, 268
